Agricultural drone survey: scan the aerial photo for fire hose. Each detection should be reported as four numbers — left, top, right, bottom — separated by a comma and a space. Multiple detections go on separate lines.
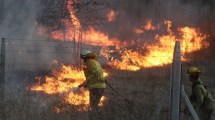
105, 79, 133, 103
67, 79, 134, 105
76, 79, 133, 103
105, 79, 142, 116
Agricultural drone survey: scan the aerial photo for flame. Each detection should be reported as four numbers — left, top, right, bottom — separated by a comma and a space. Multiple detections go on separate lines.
36, 0, 81, 41
36, 0, 121, 46
101, 20, 209, 71
134, 19, 156, 35
179, 27, 209, 52
31, 64, 107, 111
144, 19, 156, 30
134, 27, 144, 35
44, 26, 120, 46
107, 10, 116, 22
67, 0, 81, 27
100, 47, 141, 71
36, 4, 209, 70
36, 0, 122, 47
84, 27, 120, 46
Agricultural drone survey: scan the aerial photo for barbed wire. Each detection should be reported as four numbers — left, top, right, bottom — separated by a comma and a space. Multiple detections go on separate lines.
2, 37, 214, 47
2, 37, 61, 42
5, 50, 74, 54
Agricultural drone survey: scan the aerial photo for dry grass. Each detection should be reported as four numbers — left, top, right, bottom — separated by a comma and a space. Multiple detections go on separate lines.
1, 60, 215, 120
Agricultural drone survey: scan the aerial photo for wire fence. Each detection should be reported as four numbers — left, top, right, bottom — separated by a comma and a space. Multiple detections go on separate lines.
0, 37, 215, 120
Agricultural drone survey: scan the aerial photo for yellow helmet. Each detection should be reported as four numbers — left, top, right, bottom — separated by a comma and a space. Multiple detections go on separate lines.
187, 67, 201, 75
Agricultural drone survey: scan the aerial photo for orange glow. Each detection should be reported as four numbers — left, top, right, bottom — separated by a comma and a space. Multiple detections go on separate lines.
31, 65, 107, 111
47, 26, 120, 46
67, 0, 81, 27
36, 25, 47, 35
40, 1, 120, 47
179, 27, 209, 52
134, 27, 144, 35
134, 19, 156, 35
37, 5, 209, 70
107, 10, 116, 22
84, 27, 120, 46
144, 19, 156, 30
101, 20, 209, 71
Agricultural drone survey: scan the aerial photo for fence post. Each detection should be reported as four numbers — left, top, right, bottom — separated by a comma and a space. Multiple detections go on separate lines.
0, 38, 6, 119
181, 85, 200, 120
170, 41, 181, 120
0, 0, 4, 22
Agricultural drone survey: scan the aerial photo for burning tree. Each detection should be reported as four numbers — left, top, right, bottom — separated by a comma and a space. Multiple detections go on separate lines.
36, 0, 109, 65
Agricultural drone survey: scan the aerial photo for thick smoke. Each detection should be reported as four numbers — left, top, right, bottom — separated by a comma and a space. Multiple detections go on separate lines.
0, 0, 214, 73
1, 0, 214, 43
0, 0, 71, 101
0, 0, 214, 67
0, 0, 73, 66
0, 0, 214, 114
0, 0, 40, 38
100, 0, 215, 43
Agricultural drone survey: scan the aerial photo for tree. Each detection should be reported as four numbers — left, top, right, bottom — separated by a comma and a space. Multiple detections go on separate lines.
36, 0, 109, 65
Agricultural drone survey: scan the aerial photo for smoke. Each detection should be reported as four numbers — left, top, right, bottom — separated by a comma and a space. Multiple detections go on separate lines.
0, 0, 40, 38
0, 0, 75, 67
0, 0, 214, 42
0, 0, 42, 63
0, 0, 214, 114
0, 0, 214, 64
0, 0, 214, 63
100, 0, 215, 42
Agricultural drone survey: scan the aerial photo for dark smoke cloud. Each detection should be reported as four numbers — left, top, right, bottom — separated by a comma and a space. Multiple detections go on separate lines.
0, 0, 214, 40
99, 0, 215, 43
0, 0, 214, 62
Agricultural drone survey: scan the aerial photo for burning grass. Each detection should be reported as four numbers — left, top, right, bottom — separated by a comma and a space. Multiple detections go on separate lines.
2, 60, 215, 120
30, 64, 108, 112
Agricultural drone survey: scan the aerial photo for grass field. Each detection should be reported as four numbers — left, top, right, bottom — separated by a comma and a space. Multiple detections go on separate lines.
1, 51, 215, 120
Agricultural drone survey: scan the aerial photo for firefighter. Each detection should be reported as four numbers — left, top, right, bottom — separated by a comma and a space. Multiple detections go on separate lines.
79, 50, 106, 119
185, 66, 215, 120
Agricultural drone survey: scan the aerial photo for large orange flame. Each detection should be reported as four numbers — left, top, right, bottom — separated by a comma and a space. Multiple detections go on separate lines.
31, 64, 107, 111
84, 27, 120, 46
36, 0, 121, 46
100, 20, 209, 71
34, 0, 211, 114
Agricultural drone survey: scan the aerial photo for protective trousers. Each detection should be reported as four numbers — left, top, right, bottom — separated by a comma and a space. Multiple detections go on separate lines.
89, 88, 105, 120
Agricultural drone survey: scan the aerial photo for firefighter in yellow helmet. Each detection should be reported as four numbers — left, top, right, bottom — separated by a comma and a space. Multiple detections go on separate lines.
186, 67, 215, 120
79, 50, 106, 119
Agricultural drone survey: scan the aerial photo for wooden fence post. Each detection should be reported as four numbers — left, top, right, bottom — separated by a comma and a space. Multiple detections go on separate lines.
170, 41, 181, 120
0, 38, 6, 119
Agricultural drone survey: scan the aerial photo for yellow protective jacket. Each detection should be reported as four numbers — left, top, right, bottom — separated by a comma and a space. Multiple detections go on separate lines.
190, 80, 215, 111
83, 58, 106, 89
